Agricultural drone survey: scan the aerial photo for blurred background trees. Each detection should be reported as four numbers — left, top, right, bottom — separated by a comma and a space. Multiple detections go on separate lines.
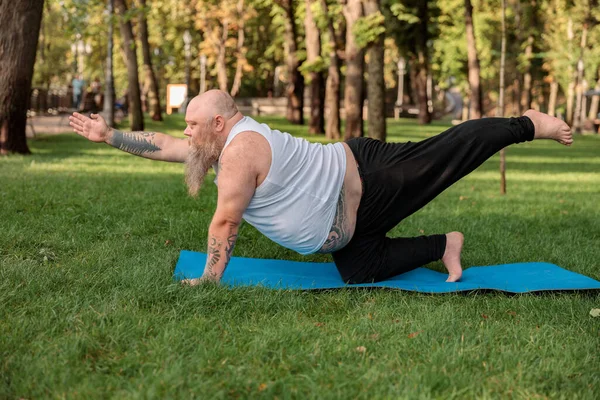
3, 0, 600, 154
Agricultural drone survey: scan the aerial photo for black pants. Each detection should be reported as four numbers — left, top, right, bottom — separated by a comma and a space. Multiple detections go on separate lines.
332, 116, 535, 284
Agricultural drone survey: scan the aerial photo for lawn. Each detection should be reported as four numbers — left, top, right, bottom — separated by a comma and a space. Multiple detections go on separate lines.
1, 114, 599, 399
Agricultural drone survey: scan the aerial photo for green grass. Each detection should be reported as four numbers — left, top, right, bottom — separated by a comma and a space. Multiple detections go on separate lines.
1, 114, 599, 399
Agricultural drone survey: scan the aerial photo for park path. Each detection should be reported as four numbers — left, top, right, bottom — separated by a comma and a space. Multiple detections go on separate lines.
27, 114, 74, 138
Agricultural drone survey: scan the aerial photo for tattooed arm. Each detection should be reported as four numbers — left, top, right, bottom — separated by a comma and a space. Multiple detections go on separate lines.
201, 221, 240, 282
69, 112, 188, 162
105, 129, 188, 162
187, 134, 259, 284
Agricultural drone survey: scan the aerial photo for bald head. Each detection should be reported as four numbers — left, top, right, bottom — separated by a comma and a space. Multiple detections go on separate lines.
187, 89, 238, 120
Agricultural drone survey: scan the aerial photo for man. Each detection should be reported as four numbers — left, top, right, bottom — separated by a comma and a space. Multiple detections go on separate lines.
71, 74, 85, 111
69, 90, 573, 285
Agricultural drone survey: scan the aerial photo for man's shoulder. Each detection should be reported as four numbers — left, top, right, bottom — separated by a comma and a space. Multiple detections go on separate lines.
220, 130, 271, 182
223, 130, 270, 158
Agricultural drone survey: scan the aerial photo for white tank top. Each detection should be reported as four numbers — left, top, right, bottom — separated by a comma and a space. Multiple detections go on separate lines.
214, 116, 346, 255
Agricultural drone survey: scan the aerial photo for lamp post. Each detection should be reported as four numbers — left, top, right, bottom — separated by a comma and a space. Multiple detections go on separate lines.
395, 57, 406, 119
103, 0, 115, 127
181, 29, 192, 113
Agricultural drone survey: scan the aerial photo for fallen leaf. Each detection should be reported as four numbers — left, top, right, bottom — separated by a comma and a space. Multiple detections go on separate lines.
481, 314, 489, 319
164, 240, 172, 246
367, 313, 373, 320
507, 311, 517, 316
356, 346, 366, 353
370, 333, 380, 340
419, 229, 425, 234
314, 322, 325, 327
258, 383, 267, 391
408, 331, 422, 339
590, 309, 600, 318
459, 196, 468, 201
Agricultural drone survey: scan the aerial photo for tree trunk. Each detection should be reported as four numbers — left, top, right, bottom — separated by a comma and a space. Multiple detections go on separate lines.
304, 0, 325, 134
139, 0, 162, 121
343, 0, 365, 139
0, 0, 44, 155
103, 0, 115, 127
115, 0, 144, 131
464, 0, 483, 119
364, 0, 386, 141
321, 0, 340, 140
407, 0, 431, 125
573, 6, 591, 133
587, 71, 600, 121
520, 34, 533, 111
230, 0, 246, 97
217, 18, 229, 92
566, 17, 575, 125
498, 0, 507, 195
279, 0, 304, 124
548, 79, 558, 117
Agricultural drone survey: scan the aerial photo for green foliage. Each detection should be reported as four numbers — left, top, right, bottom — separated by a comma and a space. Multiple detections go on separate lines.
390, 2, 420, 25
299, 56, 327, 74
353, 12, 386, 49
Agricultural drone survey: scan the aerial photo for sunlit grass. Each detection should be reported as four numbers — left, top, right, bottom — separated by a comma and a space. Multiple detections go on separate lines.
1, 114, 599, 398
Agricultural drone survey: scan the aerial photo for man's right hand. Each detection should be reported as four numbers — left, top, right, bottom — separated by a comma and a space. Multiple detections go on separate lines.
69, 112, 110, 143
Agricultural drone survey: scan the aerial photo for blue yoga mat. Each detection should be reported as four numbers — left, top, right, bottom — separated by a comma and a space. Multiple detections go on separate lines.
174, 250, 600, 293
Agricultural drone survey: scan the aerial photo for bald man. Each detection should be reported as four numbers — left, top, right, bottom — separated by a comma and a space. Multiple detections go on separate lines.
69, 90, 573, 285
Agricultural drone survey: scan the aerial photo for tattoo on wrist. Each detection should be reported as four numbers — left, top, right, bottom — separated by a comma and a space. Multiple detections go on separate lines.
110, 130, 161, 155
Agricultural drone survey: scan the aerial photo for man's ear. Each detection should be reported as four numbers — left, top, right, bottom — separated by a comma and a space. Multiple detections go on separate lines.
214, 115, 225, 132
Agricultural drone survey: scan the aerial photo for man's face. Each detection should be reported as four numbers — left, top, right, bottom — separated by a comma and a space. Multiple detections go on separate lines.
184, 116, 220, 197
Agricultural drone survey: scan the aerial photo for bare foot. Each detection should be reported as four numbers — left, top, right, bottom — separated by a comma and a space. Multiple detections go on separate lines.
523, 109, 573, 146
442, 232, 464, 282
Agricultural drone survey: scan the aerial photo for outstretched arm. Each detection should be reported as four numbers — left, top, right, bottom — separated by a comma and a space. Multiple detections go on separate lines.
69, 112, 188, 162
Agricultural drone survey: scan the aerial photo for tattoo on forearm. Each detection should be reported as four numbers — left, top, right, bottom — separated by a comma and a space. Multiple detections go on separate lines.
225, 229, 238, 264
318, 184, 350, 253
204, 228, 238, 281
110, 130, 161, 155
206, 236, 222, 278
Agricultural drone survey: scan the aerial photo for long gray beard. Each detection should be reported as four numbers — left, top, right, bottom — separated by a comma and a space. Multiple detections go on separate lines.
185, 141, 219, 197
